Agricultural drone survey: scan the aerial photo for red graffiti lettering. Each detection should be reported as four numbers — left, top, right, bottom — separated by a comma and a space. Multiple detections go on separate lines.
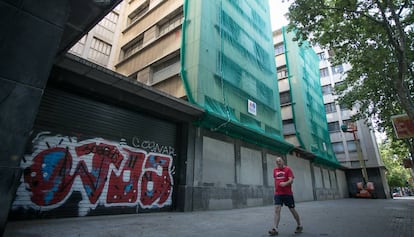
106, 148, 145, 204
140, 155, 172, 206
74, 143, 124, 204
20, 137, 174, 214
24, 147, 74, 206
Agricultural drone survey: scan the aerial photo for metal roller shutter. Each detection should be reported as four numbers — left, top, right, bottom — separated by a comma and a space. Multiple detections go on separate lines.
13, 87, 178, 219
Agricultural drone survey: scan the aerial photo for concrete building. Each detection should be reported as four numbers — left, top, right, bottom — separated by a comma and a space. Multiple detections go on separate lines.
68, 3, 125, 70
272, 27, 345, 200
6, 0, 349, 226
313, 45, 390, 198
97, 0, 348, 201
272, 27, 389, 199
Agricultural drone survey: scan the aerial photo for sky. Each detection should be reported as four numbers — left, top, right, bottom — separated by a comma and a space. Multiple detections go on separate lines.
268, 0, 292, 30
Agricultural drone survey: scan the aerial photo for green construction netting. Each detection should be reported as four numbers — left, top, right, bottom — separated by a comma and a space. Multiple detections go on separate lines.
282, 27, 340, 168
181, 0, 293, 154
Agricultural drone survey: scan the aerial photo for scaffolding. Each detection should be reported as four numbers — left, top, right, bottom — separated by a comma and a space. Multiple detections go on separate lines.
181, 0, 293, 153
282, 27, 339, 167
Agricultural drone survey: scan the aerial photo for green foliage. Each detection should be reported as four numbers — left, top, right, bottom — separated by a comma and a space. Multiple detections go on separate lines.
379, 140, 412, 187
287, 0, 414, 141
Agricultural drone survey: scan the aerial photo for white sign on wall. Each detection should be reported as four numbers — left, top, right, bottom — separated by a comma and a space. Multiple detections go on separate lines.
248, 99, 257, 116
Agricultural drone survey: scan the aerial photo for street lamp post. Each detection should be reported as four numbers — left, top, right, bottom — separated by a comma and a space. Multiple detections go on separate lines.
341, 123, 369, 185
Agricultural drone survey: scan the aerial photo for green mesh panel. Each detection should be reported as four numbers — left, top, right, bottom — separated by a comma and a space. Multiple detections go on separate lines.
282, 27, 339, 168
181, 0, 293, 154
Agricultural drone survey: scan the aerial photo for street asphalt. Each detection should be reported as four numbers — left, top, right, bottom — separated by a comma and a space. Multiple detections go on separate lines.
4, 197, 414, 237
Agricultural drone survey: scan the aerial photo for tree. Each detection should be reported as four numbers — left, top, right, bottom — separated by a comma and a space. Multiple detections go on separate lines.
286, 0, 414, 137
379, 140, 412, 188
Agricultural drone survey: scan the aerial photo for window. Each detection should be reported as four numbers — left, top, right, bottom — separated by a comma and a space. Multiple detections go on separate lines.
332, 142, 345, 153
121, 35, 143, 59
321, 85, 332, 95
152, 53, 180, 84
277, 68, 288, 79
128, 0, 149, 25
320, 67, 329, 77
339, 103, 349, 111
283, 119, 295, 135
328, 121, 340, 132
334, 81, 345, 93
332, 65, 344, 74
88, 37, 111, 66
158, 9, 184, 37
279, 91, 291, 105
324, 102, 337, 113
274, 43, 284, 55
347, 141, 357, 152
317, 52, 326, 61
95, 11, 119, 39
342, 119, 353, 128
100, 11, 118, 32
69, 35, 87, 56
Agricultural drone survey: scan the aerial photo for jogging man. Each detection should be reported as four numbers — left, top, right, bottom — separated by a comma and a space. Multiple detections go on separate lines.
268, 157, 303, 235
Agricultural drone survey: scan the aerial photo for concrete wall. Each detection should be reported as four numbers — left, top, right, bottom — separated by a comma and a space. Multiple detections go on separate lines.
184, 129, 349, 212
286, 155, 314, 202
187, 129, 349, 212
266, 154, 278, 187
190, 132, 275, 211
314, 165, 342, 200
239, 147, 263, 186
336, 169, 349, 198
0, 0, 70, 234
202, 136, 235, 186
314, 166, 323, 188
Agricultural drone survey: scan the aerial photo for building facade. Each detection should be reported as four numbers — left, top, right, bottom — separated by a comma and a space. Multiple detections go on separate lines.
273, 27, 389, 199
314, 45, 390, 198
68, 3, 125, 69
9, 0, 349, 222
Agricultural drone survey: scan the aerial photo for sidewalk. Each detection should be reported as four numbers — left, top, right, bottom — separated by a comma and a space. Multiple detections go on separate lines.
4, 198, 414, 237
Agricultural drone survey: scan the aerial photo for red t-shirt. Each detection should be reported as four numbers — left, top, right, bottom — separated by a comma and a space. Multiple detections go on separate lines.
273, 166, 294, 195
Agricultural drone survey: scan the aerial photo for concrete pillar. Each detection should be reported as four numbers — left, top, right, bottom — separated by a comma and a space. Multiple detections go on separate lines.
0, 0, 69, 235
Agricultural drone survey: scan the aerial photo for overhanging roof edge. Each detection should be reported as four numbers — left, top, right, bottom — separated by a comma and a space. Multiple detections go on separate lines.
54, 54, 204, 119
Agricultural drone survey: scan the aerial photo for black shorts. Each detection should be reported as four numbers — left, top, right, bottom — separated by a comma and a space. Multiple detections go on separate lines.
274, 195, 295, 208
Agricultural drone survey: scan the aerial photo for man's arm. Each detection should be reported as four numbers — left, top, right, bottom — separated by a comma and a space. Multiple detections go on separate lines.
280, 177, 293, 187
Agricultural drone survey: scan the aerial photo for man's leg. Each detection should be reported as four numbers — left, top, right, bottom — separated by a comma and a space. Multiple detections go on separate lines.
288, 207, 301, 226
269, 204, 282, 235
289, 207, 303, 233
274, 205, 282, 229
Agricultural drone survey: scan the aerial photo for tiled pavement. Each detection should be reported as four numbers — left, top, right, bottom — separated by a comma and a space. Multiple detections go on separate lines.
4, 197, 414, 237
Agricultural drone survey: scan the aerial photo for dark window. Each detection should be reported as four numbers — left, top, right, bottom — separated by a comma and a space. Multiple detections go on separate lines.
283, 119, 295, 135
121, 35, 143, 59
328, 121, 340, 132
128, 0, 150, 25
346, 140, 357, 152
321, 85, 332, 95
332, 142, 344, 153
279, 91, 291, 105
277, 68, 288, 79
324, 103, 336, 113
274, 43, 284, 55
318, 52, 326, 61
332, 65, 344, 74
320, 67, 329, 77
